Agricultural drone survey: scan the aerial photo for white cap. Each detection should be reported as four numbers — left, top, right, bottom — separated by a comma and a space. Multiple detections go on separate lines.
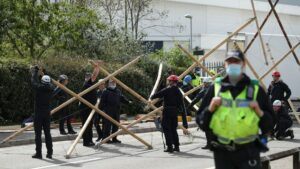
273, 100, 282, 106
203, 77, 211, 83
41, 75, 51, 84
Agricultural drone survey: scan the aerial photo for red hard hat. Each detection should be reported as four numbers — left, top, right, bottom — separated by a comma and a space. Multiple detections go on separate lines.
272, 71, 281, 77
167, 75, 179, 81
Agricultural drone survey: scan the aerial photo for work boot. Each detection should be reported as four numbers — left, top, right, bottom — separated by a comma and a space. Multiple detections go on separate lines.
32, 153, 42, 159
46, 154, 52, 159
83, 142, 95, 147
173, 146, 180, 152
164, 146, 174, 153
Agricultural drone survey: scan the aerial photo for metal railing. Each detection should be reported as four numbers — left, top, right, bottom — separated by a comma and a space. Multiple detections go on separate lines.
261, 147, 300, 169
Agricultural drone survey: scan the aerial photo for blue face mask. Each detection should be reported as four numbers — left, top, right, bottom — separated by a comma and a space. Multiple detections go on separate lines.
226, 64, 242, 78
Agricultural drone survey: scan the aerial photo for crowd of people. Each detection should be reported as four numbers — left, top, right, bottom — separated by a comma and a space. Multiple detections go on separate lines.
30, 49, 295, 169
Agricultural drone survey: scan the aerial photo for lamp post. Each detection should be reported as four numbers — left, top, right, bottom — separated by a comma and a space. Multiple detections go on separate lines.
185, 14, 193, 52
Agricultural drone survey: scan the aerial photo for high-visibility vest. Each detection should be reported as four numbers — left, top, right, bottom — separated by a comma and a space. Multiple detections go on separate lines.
192, 74, 202, 87
209, 78, 260, 144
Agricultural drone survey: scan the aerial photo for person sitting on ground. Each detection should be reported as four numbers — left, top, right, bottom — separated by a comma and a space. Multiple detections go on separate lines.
272, 100, 294, 140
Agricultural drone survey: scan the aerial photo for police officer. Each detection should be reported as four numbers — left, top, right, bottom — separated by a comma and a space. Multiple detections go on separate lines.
79, 62, 101, 147
30, 66, 54, 159
53, 75, 77, 135
198, 50, 273, 169
268, 71, 291, 106
272, 100, 294, 140
191, 67, 202, 87
100, 79, 131, 143
150, 75, 188, 153
94, 79, 105, 142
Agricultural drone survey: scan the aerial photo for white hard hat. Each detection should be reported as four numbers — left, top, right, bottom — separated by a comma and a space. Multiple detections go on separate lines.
203, 77, 211, 83
273, 100, 282, 106
41, 75, 51, 84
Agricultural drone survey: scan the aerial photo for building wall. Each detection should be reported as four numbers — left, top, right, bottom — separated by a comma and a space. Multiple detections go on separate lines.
141, 0, 300, 98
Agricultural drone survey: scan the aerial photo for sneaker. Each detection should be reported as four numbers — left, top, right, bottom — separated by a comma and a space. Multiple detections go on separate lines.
32, 154, 42, 159
68, 131, 77, 135
46, 154, 52, 159
60, 131, 68, 135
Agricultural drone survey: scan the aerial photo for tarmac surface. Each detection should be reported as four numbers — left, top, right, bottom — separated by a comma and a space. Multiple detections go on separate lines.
0, 122, 299, 169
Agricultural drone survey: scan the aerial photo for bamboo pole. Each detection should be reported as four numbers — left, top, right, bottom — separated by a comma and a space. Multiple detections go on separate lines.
1, 56, 141, 144
259, 42, 300, 81
149, 63, 163, 99
93, 63, 189, 138
178, 17, 256, 80
235, 43, 300, 124
99, 106, 164, 146
250, 0, 268, 65
267, 0, 300, 65
52, 79, 153, 150
266, 43, 278, 71
179, 88, 199, 111
65, 100, 100, 159
244, 0, 279, 53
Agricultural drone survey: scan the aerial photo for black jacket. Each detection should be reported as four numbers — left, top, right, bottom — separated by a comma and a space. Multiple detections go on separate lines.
151, 85, 188, 128
268, 80, 291, 102
197, 74, 274, 135
190, 85, 210, 107
99, 87, 130, 115
52, 87, 68, 104
276, 107, 292, 124
80, 79, 97, 108
31, 71, 54, 116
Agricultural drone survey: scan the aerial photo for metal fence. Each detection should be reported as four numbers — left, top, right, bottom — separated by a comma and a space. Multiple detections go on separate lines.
201, 61, 225, 77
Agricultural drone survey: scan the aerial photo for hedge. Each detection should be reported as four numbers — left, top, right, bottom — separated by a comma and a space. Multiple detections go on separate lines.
0, 56, 184, 124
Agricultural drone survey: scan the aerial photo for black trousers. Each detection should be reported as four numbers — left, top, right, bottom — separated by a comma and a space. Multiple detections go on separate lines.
275, 119, 293, 138
161, 113, 179, 147
59, 109, 74, 133
34, 115, 53, 155
93, 113, 103, 139
102, 112, 120, 140
80, 107, 93, 144
213, 144, 261, 169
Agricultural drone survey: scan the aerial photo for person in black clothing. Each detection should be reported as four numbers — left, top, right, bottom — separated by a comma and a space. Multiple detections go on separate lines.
179, 75, 194, 116
94, 79, 106, 142
197, 50, 274, 169
189, 77, 212, 149
79, 62, 101, 147
272, 100, 294, 140
53, 75, 77, 135
30, 66, 55, 159
150, 75, 189, 153
268, 71, 291, 109
100, 79, 132, 143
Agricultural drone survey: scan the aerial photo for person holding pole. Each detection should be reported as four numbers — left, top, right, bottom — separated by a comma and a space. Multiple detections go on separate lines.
100, 79, 132, 144
53, 75, 77, 135
30, 66, 55, 159
150, 75, 189, 153
94, 79, 106, 142
79, 61, 101, 147
198, 50, 273, 169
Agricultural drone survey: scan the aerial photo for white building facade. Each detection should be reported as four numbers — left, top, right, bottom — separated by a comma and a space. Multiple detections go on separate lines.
141, 0, 300, 98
